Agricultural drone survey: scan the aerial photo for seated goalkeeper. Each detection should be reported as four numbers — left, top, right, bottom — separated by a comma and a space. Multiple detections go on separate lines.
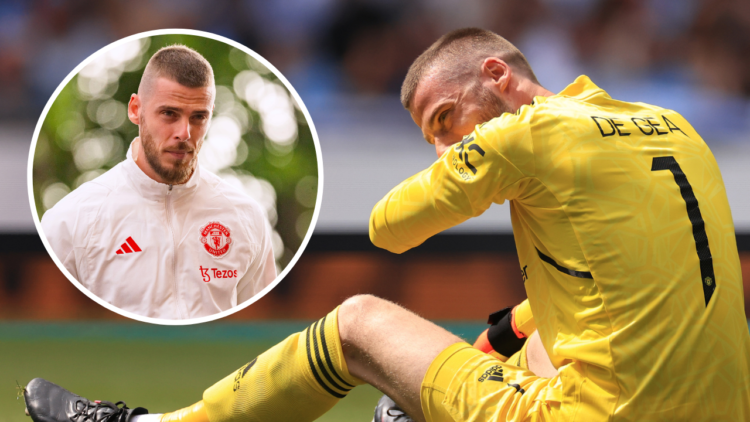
24, 28, 750, 422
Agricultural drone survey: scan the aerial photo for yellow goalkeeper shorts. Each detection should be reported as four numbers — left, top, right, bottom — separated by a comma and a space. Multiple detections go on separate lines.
421, 343, 562, 422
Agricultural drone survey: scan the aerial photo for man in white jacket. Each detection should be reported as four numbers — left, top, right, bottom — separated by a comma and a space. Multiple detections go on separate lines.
41, 45, 277, 320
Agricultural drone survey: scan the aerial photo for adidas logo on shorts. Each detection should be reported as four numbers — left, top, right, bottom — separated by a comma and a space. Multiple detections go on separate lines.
478, 365, 504, 383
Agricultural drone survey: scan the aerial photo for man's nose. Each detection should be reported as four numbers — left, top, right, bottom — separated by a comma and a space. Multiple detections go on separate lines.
175, 117, 191, 141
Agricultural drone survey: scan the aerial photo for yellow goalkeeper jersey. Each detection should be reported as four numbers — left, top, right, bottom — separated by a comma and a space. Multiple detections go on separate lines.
370, 76, 750, 421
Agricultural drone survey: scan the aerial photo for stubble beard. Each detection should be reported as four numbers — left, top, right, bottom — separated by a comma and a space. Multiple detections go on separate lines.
139, 114, 201, 185
477, 83, 514, 123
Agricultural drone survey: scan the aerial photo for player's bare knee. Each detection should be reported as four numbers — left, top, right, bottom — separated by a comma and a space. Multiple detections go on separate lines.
338, 294, 396, 344
340, 294, 382, 329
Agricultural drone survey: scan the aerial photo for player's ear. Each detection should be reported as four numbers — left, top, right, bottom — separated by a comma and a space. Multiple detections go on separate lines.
128, 94, 141, 125
481, 58, 511, 93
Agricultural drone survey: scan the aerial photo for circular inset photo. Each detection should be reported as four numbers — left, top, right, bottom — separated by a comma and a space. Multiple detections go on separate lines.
28, 29, 323, 325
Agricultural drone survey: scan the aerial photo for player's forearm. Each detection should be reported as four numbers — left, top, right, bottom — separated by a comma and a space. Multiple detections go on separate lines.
369, 211, 417, 254
371, 131, 518, 253
368, 193, 434, 254
369, 167, 472, 254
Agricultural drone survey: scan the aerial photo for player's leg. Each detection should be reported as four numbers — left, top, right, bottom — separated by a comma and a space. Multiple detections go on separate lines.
204, 294, 556, 422
374, 306, 556, 422
201, 294, 462, 422
26, 295, 562, 422
24, 295, 462, 422
338, 294, 464, 420
525, 331, 557, 378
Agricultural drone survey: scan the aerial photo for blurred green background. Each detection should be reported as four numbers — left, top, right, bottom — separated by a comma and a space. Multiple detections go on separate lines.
31, 34, 319, 271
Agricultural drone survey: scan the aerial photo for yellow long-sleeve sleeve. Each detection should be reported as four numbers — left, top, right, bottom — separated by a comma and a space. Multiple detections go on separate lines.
369, 117, 531, 254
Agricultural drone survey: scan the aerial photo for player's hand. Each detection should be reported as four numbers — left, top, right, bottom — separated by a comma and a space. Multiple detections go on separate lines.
473, 305, 530, 361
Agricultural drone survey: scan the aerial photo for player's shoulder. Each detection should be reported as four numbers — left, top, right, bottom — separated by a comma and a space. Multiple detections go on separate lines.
481, 103, 535, 134
41, 163, 124, 223
470, 102, 537, 161
475, 77, 618, 139
541, 75, 675, 118
475, 93, 546, 148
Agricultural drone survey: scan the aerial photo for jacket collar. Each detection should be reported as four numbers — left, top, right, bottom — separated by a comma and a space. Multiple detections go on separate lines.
123, 140, 201, 202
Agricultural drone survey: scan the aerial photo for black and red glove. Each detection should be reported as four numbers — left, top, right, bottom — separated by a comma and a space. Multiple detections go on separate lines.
473, 303, 533, 361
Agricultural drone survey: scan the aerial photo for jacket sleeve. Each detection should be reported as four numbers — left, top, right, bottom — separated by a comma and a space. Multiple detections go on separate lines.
369, 117, 531, 254
237, 204, 278, 303
41, 198, 82, 281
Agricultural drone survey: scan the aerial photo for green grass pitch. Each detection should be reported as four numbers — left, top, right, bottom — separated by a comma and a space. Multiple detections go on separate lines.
0, 322, 486, 422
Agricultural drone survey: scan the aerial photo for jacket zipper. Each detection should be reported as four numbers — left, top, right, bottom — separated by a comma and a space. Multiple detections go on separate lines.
165, 184, 184, 318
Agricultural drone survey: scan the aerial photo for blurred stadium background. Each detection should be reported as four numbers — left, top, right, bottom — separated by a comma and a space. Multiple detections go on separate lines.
1, 0, 749, 420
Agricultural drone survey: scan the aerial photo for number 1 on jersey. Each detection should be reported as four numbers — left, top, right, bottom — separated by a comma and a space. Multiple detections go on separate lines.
651, 156, 715, 306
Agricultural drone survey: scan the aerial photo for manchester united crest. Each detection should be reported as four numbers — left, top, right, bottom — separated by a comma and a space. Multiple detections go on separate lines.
200, 222, 232, 258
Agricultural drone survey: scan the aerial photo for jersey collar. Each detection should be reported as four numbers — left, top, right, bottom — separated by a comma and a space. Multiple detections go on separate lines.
123, 139, 201, 202
533, 75, 608, 105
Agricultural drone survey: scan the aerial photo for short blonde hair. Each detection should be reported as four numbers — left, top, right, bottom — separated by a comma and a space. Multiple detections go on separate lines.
140, 45, 214, 92
401, 28, 537, 110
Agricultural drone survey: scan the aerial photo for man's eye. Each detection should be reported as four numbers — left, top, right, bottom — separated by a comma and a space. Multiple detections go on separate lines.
162, 110, 175, 117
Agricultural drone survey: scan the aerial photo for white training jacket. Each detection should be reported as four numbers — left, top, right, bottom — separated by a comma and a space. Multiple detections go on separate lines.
41, 146, 277, 320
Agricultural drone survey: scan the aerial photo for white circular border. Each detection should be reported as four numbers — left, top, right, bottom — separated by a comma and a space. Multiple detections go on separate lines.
27, 29, 325, 326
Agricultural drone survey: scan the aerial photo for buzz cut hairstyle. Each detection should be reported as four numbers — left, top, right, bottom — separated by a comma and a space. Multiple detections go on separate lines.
140, 44, 214, 91
401, 28, 539, 110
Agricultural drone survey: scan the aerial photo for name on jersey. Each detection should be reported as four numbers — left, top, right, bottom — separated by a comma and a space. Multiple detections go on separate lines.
591, 114, 687, 138
199, 265, 238, 282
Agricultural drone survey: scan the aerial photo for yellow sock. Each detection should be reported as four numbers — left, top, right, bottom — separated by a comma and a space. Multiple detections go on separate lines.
202, 307, 364, 422
159, 401, 209, 422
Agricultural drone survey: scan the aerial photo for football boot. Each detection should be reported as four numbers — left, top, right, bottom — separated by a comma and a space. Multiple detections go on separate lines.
24, 378, 148, 422
372, 394, 415, 422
